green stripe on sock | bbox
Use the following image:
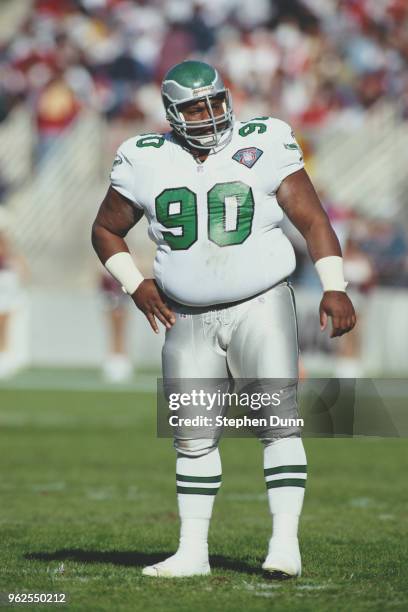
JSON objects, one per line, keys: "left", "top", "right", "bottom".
{"left": 266, "top": 478, "right": 306, "bottom": 489}
{"left": 264, "top": 465, "right": 307, "bottom": 477}
{"left": 176, "top": 474, "right": 222, "bottom": 483}
{"left": 177, "top": 486, "right": 220, "bottom": 495}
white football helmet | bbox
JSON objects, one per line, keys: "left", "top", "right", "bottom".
{"left": 161, "top": 60, "right": 234, "bottom": 152}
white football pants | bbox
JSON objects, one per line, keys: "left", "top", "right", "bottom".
{"left": 162, "top": 281, "right": 299, "bottom": 456}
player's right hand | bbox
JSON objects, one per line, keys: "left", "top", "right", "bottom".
{"left": 131, "top": 279, "right": 176, "bottom": 334}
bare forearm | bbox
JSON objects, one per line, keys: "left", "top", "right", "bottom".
{"left": 91, "top": 223, "right": 129, "bottom": 265}
{"left": 303, "top": 216, "right": 342, "bottom": 263}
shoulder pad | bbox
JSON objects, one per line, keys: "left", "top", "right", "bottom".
{"left": 114, "top": 133, "right": 167, "bottom": 168}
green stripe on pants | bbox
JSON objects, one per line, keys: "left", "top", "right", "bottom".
{"left": 266, "top": 478, "right": 306, "bottom": 489}
{"left": 177, "top": 486, "right": 220, "bottom": 495}
{"left": 264, "top": 465, "right": 307, "bottom": 477}
{"left": 176, "top": 474, "right": 222, "bottom": 483}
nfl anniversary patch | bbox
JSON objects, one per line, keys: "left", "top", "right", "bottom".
{"left": 232, "top": 147, "right": 263, "bottom": 168}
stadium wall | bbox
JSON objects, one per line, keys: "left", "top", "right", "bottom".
{"left": 14, "top": 287, "right": 408, "bottom": 376}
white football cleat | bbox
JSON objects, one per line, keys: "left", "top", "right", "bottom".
{"left": 262, "top": 537, "right": 301, "bottom": 579}
{"left": 142, "top": 552, "right": 210, "bottom": 578}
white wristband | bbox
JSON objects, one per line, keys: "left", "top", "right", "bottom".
{"left": 315, "top": 256, "right": 347, "bottom": 292}
{"left": 104, "top": 252, "right": 144, "bottom": 296}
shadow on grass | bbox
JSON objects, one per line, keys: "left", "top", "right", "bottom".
{"left": 25, "top": 549, "right": 259, "bottom": 575}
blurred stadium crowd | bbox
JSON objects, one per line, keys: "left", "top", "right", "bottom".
{"left": 0, "top": 0, "right": 407, "bottom": 285}
{"left": 291, "top": 205, "right": 408, "bottom": 291}
{"left": 0, "top": 0, "right": 408, "bottom": 290}
{"left": 1, "top": 0, "right": 407, "bottom": 131}
{"left": 0, "top": 0, "right": 407, "bottom": 292}
{"left": 0, "top": 0, "right": 407, "bottom": 377}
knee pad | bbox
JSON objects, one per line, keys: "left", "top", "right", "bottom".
{"left": 260, "top": 433, "right": 302, "bottom": 447}
{"left": 250, "top": 381, "right": 301, "bottom": 440}
{"left": 174, "top": 437, "right": 218, "bottom": 458}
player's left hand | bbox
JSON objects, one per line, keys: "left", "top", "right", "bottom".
{"left": 319, "top": 291, "right": 356, "bottom": 338}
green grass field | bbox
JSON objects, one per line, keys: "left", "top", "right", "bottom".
{"left": 0, "top": 372, "right": 407, "bottom": 611}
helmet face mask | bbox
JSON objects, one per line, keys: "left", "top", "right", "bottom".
{"left": 167, "top": 90, "right": 233, "bottom": 150}
{"left": 162, "top": 61, "right": 234, "bottom": 152}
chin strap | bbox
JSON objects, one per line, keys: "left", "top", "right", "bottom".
{"left": 187, "top": 126, "right": 234, "bottom": 154}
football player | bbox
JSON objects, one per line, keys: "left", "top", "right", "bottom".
{"left": 92, "top": 60, "right": 356, "bottom": 579}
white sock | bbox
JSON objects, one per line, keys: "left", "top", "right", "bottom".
{"left": 175, "top": 448, "right": 222, "bottom": 559}
{"left": 263, "top": 438, "right": 307, "bottom": 540}
{"left": 142, "top": 448, "right": 221, "bottom": 576}
{"left": 177, "top": 517, "right": 209, "bottom": 559}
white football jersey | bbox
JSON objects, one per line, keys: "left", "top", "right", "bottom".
{"left": 110, "top": 117, "right": 304, "bottom": 306}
